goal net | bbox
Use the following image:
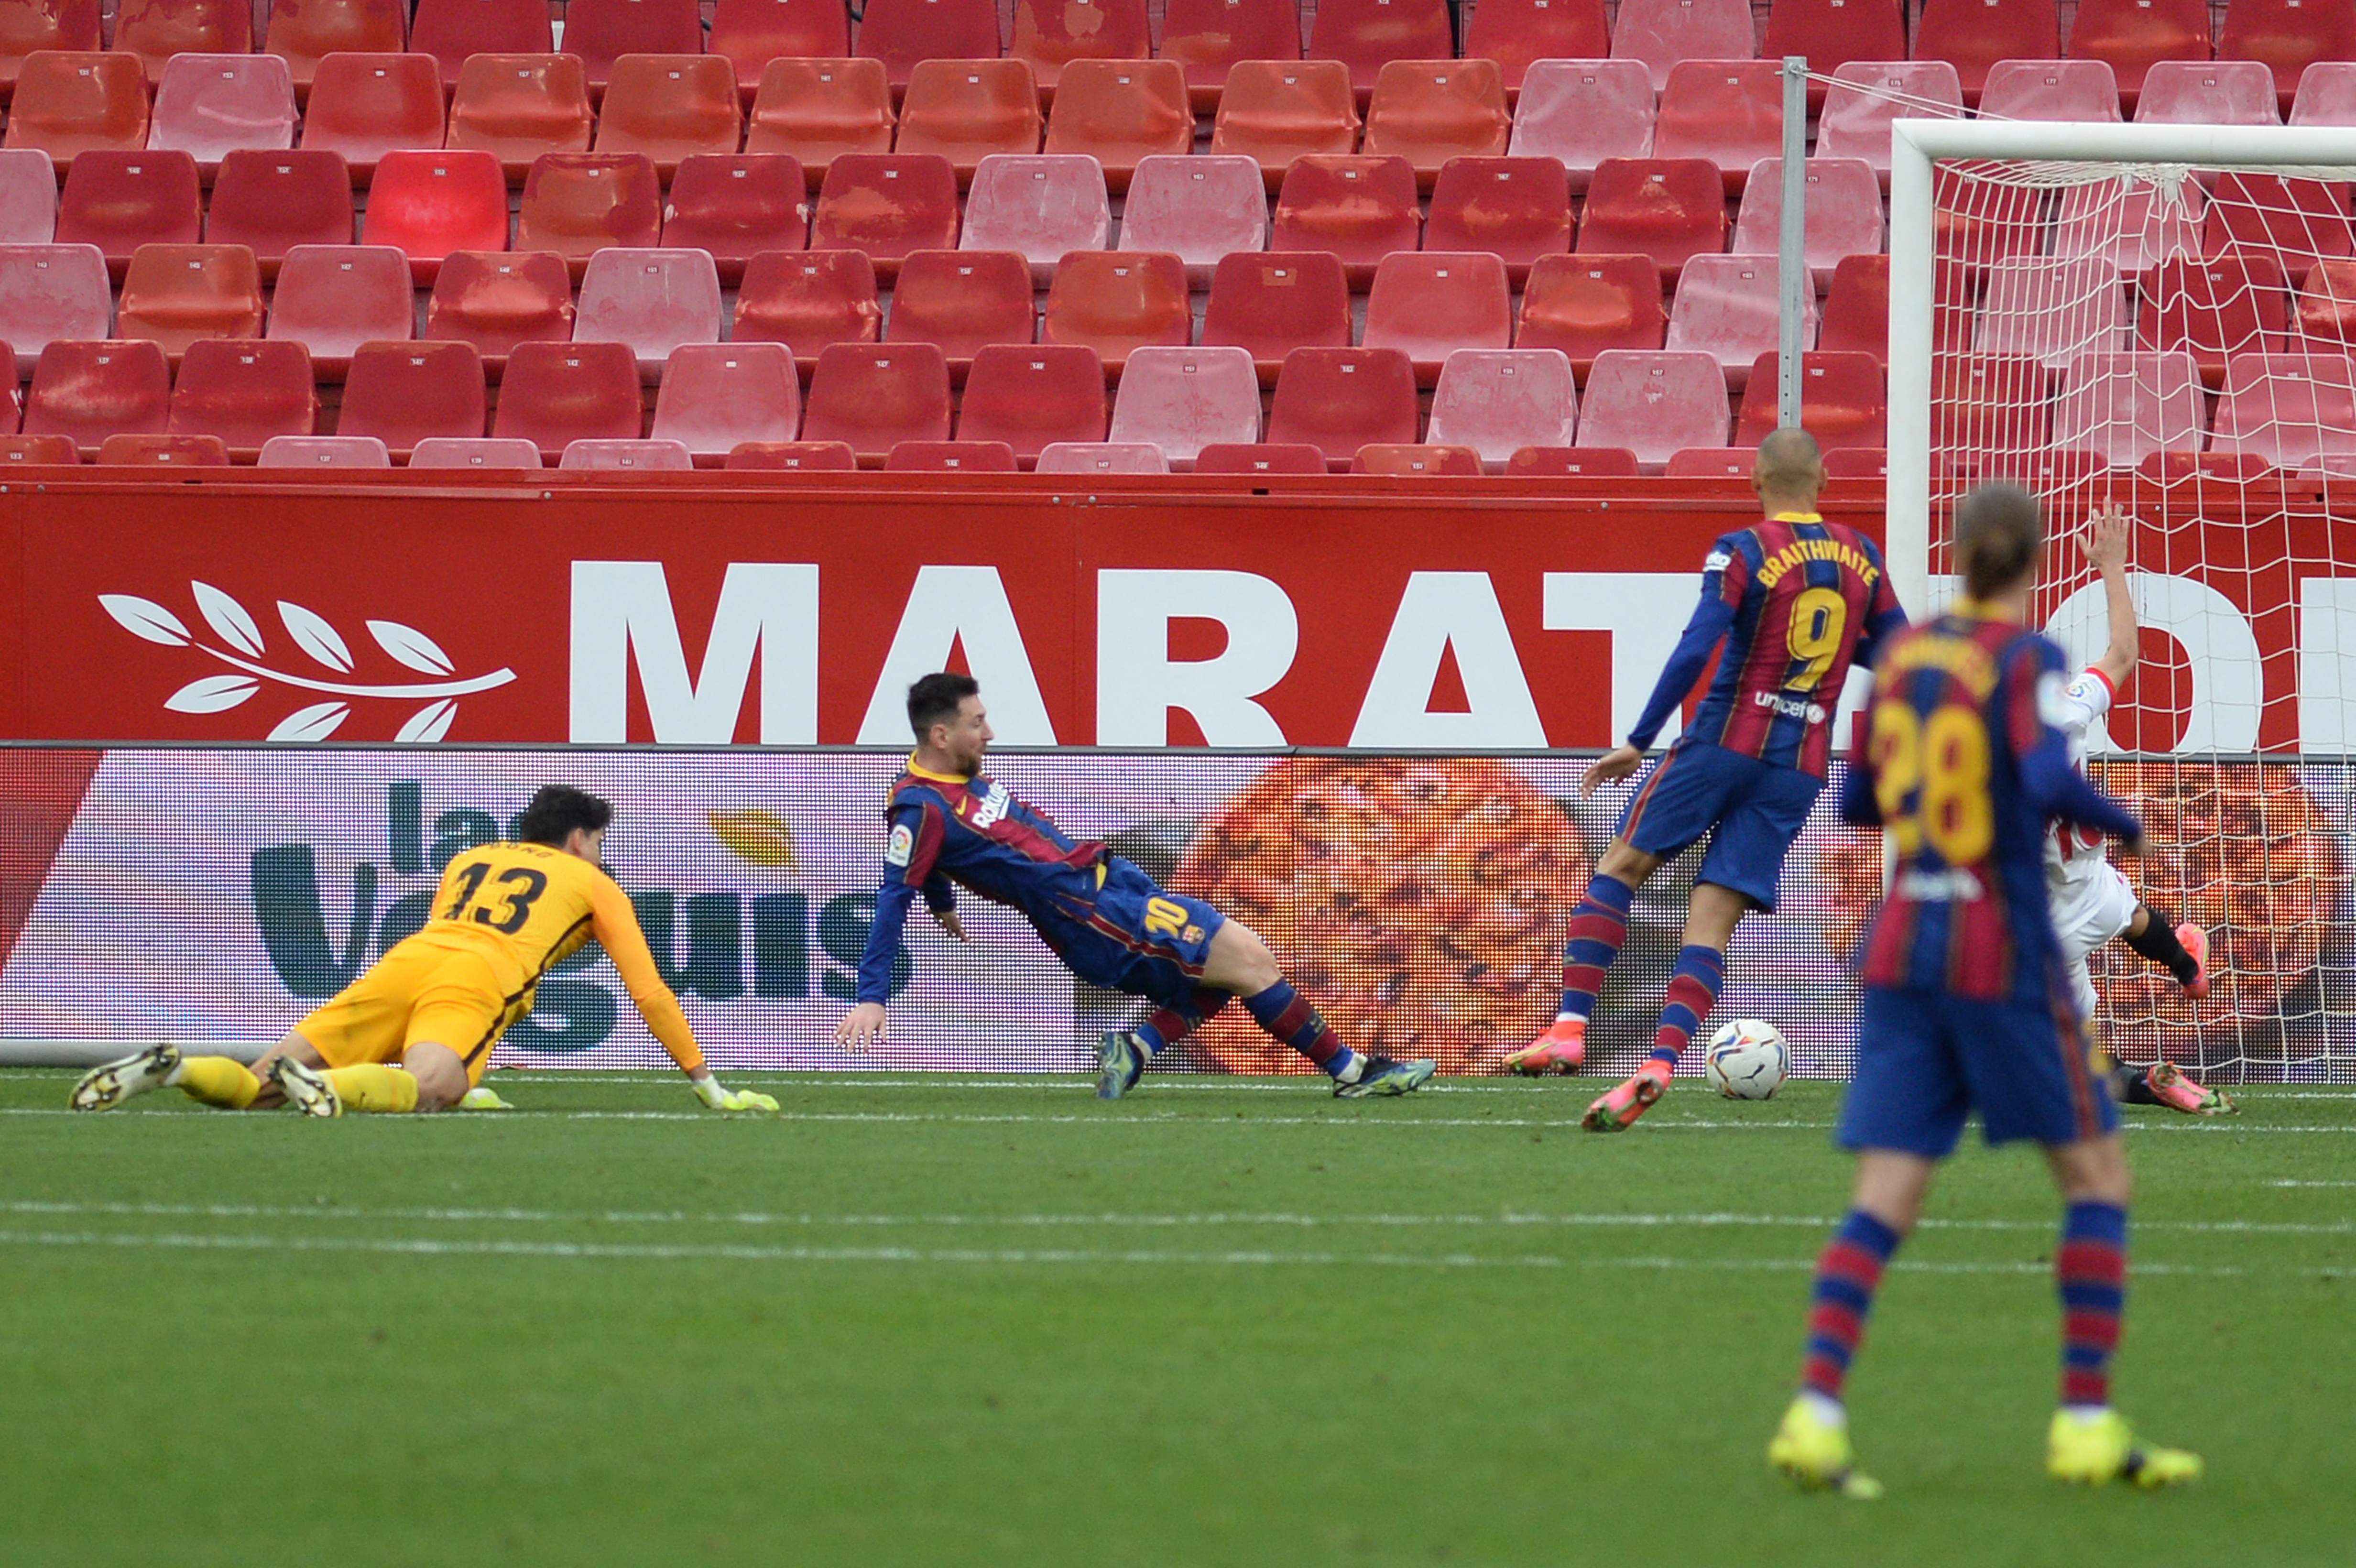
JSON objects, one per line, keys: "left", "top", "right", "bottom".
{"left": 1888, "top": 120, "right": 2356, "bottom": 1082}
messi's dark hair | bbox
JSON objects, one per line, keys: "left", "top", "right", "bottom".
{"left": 516, "top": 784, "right": 613, "bottom": 846}
{"left": 907, "top": 671, "right": 981, "bottom": 739}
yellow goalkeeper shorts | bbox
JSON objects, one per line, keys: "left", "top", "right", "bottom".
{"left": 295, "top": 941, "right": 526, "bottom": 1087}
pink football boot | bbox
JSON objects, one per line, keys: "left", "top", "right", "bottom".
{"left": 1505, "top": 1017, "right": 1586, "bottom": 1076}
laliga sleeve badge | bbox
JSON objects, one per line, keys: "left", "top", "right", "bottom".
{"left": 885, "top": 823, "right": 914, "bottom": 867}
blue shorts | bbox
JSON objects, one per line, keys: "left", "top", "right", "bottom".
{"left": 1045, "top": 857, "right": 1226, "bottom": 1006}
{"left": 1616, "top": 739, "right": 1822, "bottom": 913}
{"left": 1837, "top": 986, "right": 2121, "bottom": 1158}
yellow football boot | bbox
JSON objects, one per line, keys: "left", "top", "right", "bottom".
{"left": 2047, "top": 1409, "right": 2203, "bottom": 1489}
{"left": 1768, "top": 1397, "right": 1883, "bottom": 1500}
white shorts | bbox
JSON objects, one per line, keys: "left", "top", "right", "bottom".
{"left": 2049, "top": 863, "right": 2140, "bottom": 1021}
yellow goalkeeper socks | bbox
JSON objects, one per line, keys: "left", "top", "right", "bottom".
{"left": 325, "top": 1065, "right": 420, "bottom": 1114}
{"left": 174, "top": 1055, "right": 260, "bottom": 1110}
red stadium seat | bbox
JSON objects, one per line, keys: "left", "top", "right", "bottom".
{"left": 1360, "top": 59, "right": 1510, "bottom": 187}
{"left": 1732, "top": 348, "right": 1885, "bottom": 448}
{"left": 98, "top": 431, "right": 229, "bottom": 463}
{"left": 1610, "top": 0, "right": 1753, "bottom": 93}
{"left": 1157, "top": 0, "right": 1300, "bottom": 108}
{"left": 1042, "top": 249, "right": 1189, "bottom": 371}
{"left": 1662, "top": 446, "right": 1751, "bottom": 479}
{"left": 1265, "top": 345, "right": 1418, "bottom": 468}
{"left": 113, "top": 0, "right": 250, "bottom": 79}
{"left": 1666, "top": 253, "right": 1814, "bottom": 384}
{"left": 1201, "top": 249, "right": 1352, "bottom": 379}
{"left": 1505, "top": 444, "right": 1638, "bottom": 476}
{"left": 559, "top": 436, "right": 693, "bottom": 469}
{"left": 1818, "top": 253, "right": 1891, "bottom": 363}
{"left": 1930, "top": 352, "right": 2053, "bottom": 457}
{"left": 1010, "top": 0, "right": 1149, "bottom": 93}
{"left": 1655, "top": 60, "right": 1783, "bottom": 195}
{"left": 55, "top": 150, "right": 200, "bottom": 275}
{"left": 810, "top": 152, "right": 960, "bottom": 279}
{"left": 2137, "top": 58, "right": 2280, "bottom": 124}
{"left": 1425, "top": 157, "right": 1571, "bottom": 283}
{"left": 1515, "top": 252, "right": 1667, "bottom": 375}
{"left": 425, "top": 249, "right": 575, "bottom": 367}
{"left": 1729, "top": 158, "right": 1886, "bottom": 286}
{"left": 1815, "top": 61, "right": 1966, "bottom": 180}
{"left": 1932, "top": 163, "right": 2047, "bottom": 274}
{"left": 300, "top": 53, "right": 445, "bottom": 177}
{"left": 746, "top": 58, "right": 894, "bottom": 180}
{"left": 2204, "top": 172, "right": 2356, "bottom": 270}
{"left": 560, "top": 0, "right": 702, "bottom": 94}
{"left": 1363, "top": 250, "right": 1513, "bottom": 381}
{"left": 263, "top": 0, "right": 405, "bottom": 91}
{"left": 516, "top": 152, "right": 664, "bottom": 269}
{"left": 1974, "top": 255, "right": 2128, "bottom": 371}
{"left": 447, "top": 54, "right": 593, "bottom": 177}
{"left": 22, "top": 338, "right": 169, "bottom": 453}
{"left": 409, "top": 0, "right": 551, "bottom": 82}
{"left": 1575, "top": 158, "right": 1726, "bottom": 283}
{"left": 659, "top": 154, "right": 807, "bottom": 281}
{"left": 1118, "top": 154, "right": 1266, "bottom": 283}
{"left": 885, "top": 438, "right": 1018, "bottom": 470}
{"left": 2211, "top": 350, "right": 2356, "bottom": 467}
{"left": 0, "top": 243, "right": 109, "bottom": 371}
{"left": 1979, "top": 57, "right": 2123, "bottom": 121}
{"left": 956, "top": 342, "right": 1106, "bottom": 464}
{"left": 1762, "top": 0, "right": 1907, "bottom": 104}
{"left": 799, "top": 340, "right": 952, "bottom": 463}
{"left": 651, "top": 341, "right": 801, "bottom": 462}
{"left": 1505, "top": 59, "right": 1655, "bottom": 192}
{"left": 1915, "top": 0, "right": 2061, "bottom": 105}
{"left": 886, "top": 247, "right": 1035, "bottom": 376}
{"left": 1036, "top": 441, "right": 1168, "bottom": 473}
{"left": 205, "top": 151, "right": 356, "bottom": 276}
{"left": 1106, "top": 344, "right": 1260, "bottom": 465}
{"left": 338, "top": 338, "right": 487, "bottom": 453}
{"left": 150, "top": 54, "right": 298, "bottom": 170}
{"left": 1210, "top": 60, "right": 1359, "bottom": 186}
{"left": 0, "top": 146, "right": 55, "bottom": 241}
{"left": 1462, "top": 0, "right": 1606, "bottom": 97}
{"left": 2227, "top": 1, "right": 2356, "bottom": 114}
{"left": 4, "top": 50, "right": 148, "bottom": 165}
{"left": 724, "top": 439, "right": 855, "bottom": 468}
{"left": 1573, "top": 348, "right": 1729, "bottom": 468}
{"left": 2291, "top": 61, "right": 2356, "bottom": 127}
{"left": 2297, "top": 257, "right": 2356, "bottom": 344}
{"left": 1306, "top": 0, "right": 1451, "bottom": 99}
{"left": 0, "top": 0, "right": 98, "bottom": 96}
{"left": 1269, "top": 154, "right": 1418, "bottom": 284}
{"left": 858, "top": 0, "right": 1002, "bottom": 93}
{"left": 2051, "top": 176, "right": 2206, "bottom": 273}
{"left": 258, "top": 434, "right": 390, "bottom": 465}
{"left": 709, "top": 0, "right": 851, "bottom": 95}
{"left": 574, "top": 247, "right": 722, "bottom": 376}
{"left": 1822, "top": 446, "right": 1885, "bottom": 477}
{"left": 596, "top": 55, "right": 746, "bottom": 174}
{"left": 2137, "top": 250, "right": 2291, "bottom": 381}
{"left": 116, "top": 243, "right": 264, "bottom": 356}
{"left": 894, "top": 59, "right": 1043, "bottom": 180}
{"left": 1424, "top": 346, "right": 1577, "bottom": 469}
{"left": 1043, "top": 60, "right": 1191, "bottom": 193}
{"left": 2138, "top": 447, "right": 2288, "bottom": 484}
{"left": 1352, "top": 442, "right": 1481, "bottom": 475}
{"left": 408, "top": 434, "right": 541, "bottom": 467}
{"left": 493, "top": 338, "right": 644, "bottom": 455}
{"left": 166, "top": 338, "right": 316, "bottom": 455}
{"left": 265, "top": 243, "right": 412, "bottom": 376}
{"left": 960, "top": 153, "right": 1110, "bottom": 281}
{"left": 2051, "top": 349, "right": 2203, "bottom": 465}
{"left": 2067, "top": 0, "right": 2213, "bottom": 109}
{"left": 362, "top": 149, "right": 509, "bottom": 281}
{"left": 732, "top": 249, "right": 881, "bottom": 362}
{"left": 1194, "top": 440, "right": 1327, "bottom": 473}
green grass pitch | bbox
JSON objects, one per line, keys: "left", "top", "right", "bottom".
{"left": 4, "top": 1070, "right": 2351, "bottom": 1567}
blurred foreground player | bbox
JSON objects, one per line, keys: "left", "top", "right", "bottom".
{"left": 2047, "top": 503, "right": 2232, "bottom": 1116}
{"left": 1504, "top": 430, "right": 1908, "bottom": 1130}
{"left": 836, "top": 674, "right": 1436, "bottom": 1099}
{"left": 72, "top": 786, "right": 777, "bottom": 1117}
{"left": 1768, "top": 484, "right": 2200, "bottom": 1498}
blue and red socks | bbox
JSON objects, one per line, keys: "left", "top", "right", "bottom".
{"left": 1648, "top": 944, "right": 1727, "bottom": 1071}
{"left": 2057, "top": 1200, "right": 2129, "bottom": 1410}
{"left": 1800, "top": 1209, "right": 1902, "bottom": 1405}
{"left": 1134, "top": 988, "right": 1232, "bottom": 1057}
{"left": 1242, "top": 980, "right": 1359, "bottom": 1081}
{"left": 1557, "top": 874, "right": 1636, "bottom": 1021}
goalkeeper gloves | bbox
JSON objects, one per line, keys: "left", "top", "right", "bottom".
{"left": 693, "top": 1076, "right": 778, "bottom": 1114}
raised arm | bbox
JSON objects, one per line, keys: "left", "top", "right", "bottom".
{"left": 588, "top": 877, "right": 775, "bottom": 1111}
{"left": 2084, "top": 503, "right": 2138, "bottom": 691}
{"left": 2007, "top": 641, "right": 2143, "bottom": 848}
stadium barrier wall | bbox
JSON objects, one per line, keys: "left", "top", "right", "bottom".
{"left": 0, "top": 747, "right": 2346, "bottom": 1082}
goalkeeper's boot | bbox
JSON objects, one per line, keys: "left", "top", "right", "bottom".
{"left": 270, "top": 1056, "right": 343, "bottom": 1118}
{"left": 1095, "top": 1030, "right": 1146, "bottom": 1100}
{"left": 1504, "top": 1017, "right": 1586, "bottom": 1076}
{"left": 1767, "top": 1396, "right": 1883, "bottom": 1500}
{"left": 2144, "top": 1060, "right": 2236, "bottom": 1116}
{"left": 69, "top": 1043, "right": 180, "bottom": 1111}
{"left": 2177, "top": 924, "right": 2211, "bottom": 1001}
{"left": 1335, "top": 1054, "right": 1435, "bottom": 1099}
{"left": 1582, "top": 1061, "right": 1671, "bottom": 1132}
{"left": 2046, "top": 1408, "right": 2203, "bottom": 1489}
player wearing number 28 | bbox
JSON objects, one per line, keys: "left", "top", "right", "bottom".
{"left": 71, "top": 786, "right": 777, "bottom": 1117}
{"left": 1507, "top": 430, "right": 1908, "bottom": 1132}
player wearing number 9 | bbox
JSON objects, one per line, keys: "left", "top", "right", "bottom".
{"left": 70, "top": 785, "right": 778, "bottom": 1118}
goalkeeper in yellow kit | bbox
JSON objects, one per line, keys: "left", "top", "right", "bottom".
{"left": 70, "top": 785, "right": 777, "bottom": 1117}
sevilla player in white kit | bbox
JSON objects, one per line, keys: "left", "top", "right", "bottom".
{"left": 2051, "top": 506, "right": 2233, "bottom": 1116}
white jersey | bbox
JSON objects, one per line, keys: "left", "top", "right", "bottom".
{"left": 2043, "top": 667, "right": 2118, "bottom": 893}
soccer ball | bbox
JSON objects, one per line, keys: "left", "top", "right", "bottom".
{"left": 1704, "top": 1019, "right": 1790, "bottom": 1100}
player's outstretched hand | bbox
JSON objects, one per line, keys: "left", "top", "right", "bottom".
{"left": 836, "top": 1002, "right": 889, "bottom": 1052}
{"left": 1581, "top": 744, "right": 1645, "bottom": 800}
{"left": 2083, "top": 502, "right": 2132, "bottom": 576}
{"left": 933, "top": 907, "right": 967, "bottom": 942}
{"left": 693, "top": 1075, "right": 779, "bottom": 1113}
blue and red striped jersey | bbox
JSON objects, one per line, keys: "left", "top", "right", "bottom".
{"left": 1841, "top": 606, "right": 2142, "bottom": 1005}
{"left": 1629, "top": 513, "right": 1907, "bottom": 778}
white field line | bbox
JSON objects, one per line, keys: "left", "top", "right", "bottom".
{"left": 2, "top": 1197, "right": 2345, "bottom": 1237}
{"left": 2269, "top": 1179, "right": 2356, "bottom": 1188}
